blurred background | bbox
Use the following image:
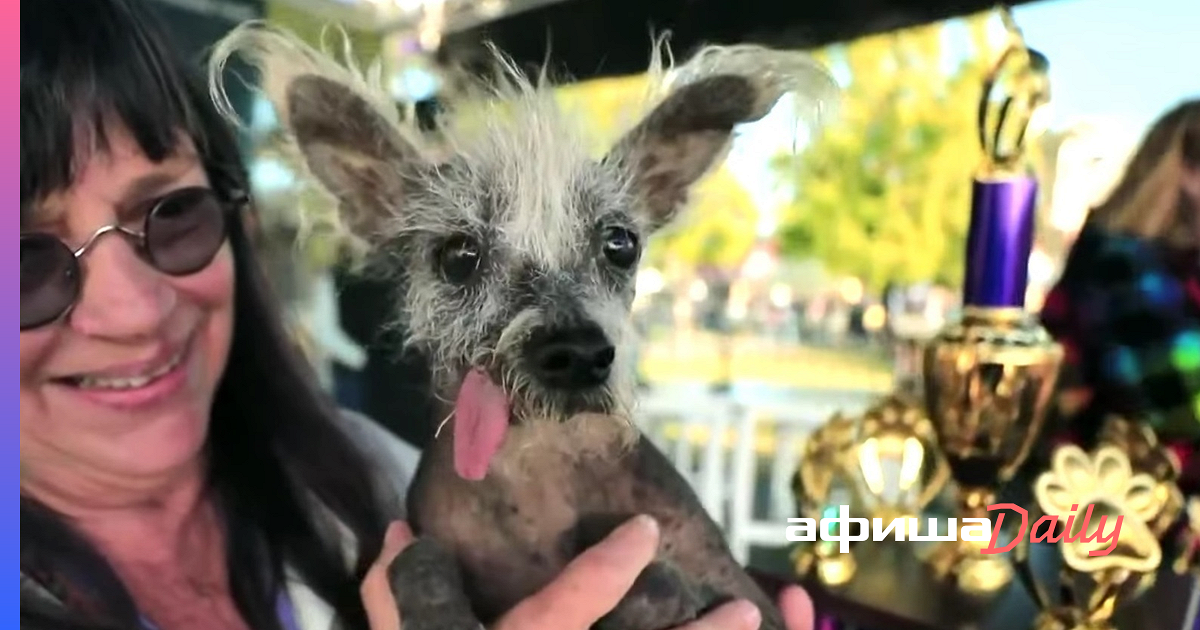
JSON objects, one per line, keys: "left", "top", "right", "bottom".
{"left": 149, "top": 0, "right": 1196, "bottom": 565}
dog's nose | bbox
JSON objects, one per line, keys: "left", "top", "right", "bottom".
{"left": 528, "top": 326, "right": 616, "bottom": 390}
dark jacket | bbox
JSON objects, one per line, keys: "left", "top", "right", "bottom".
{"left": 1040, "top": 221, "right": 1200, "bottom": 489}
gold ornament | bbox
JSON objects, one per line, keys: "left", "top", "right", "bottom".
{"left": 922, "top": 306, "right": 1063, "bottom": 593}
{"left": 1031, "top": 445, "right": 1166, "bottom": 630}
{"left": 1096, "top": 416, "right": 1185, "bottom": 539}
{"left": 854, "top": 392, "right": 950, "bottom": 528}
{"left": 791, "top": 412, "right": 862, "bottom": 586}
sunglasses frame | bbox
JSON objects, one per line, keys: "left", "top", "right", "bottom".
{"left": 20, "top": 186, "right": 248, "bottom": 331}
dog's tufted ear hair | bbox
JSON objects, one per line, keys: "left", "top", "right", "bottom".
{"left": 284, "top": 74, "right": 425, "bottom": 244}
{"left": 604, "top": 73, "right": 785, "bottom": 232}
{"left": 207, "top": 22, "right": 428, "bottom": 245}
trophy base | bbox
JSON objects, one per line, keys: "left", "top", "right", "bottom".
{"left": 925, "top": 538, "right": 1014, "bottom": 594}
{"left": 792, "top": 542, "right": 857, "bottom": 586}
{"left": 816, "top": 554, "right": 857, "bottom": 586}
{"left": 1034, "top": 608, "right": 1115, "bottom": 630}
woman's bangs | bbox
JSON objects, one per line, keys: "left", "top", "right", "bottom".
{"left": 21, "top": 0, "right": 211, "bottom": 217}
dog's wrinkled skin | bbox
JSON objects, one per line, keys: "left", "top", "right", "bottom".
{"left": 210, "top": 25, "right": 802, "bottom": 630}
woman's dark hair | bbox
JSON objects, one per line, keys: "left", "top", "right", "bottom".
{"left": 21, "top": 1, "right": 393, "bottom": 628}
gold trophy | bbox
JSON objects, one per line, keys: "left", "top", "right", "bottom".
{"left": 791, "top": 412, "right": 864, "bottom": 586}
{"left": 1096, "top": 416, "right": 1185, "bottom": 539}
{"left": 791, "top": 395, "right": 951, "bottom": 585}
{"left": 1096, "top": 416, "right": 1194, "bottom": 583}
{"left": 921, "top": 10, "right": 1062, "bottom": 593}
{"left": 1031, "top": 445, "right": 1168, "bottom": 630}
{"left": 1174, "top": 497, "right": 1200, "bottom": 575}
{"left": 854, "top": 392, "right": 951, "bottom": 531}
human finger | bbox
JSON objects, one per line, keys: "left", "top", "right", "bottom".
{"left": 361, "top": 521, "right": 415, "bottom": 630}
{"left": 779, "top": 585, "right": 815, "bottom": 630}
{"left": 494, "top": 514, "right": 659, "bottom": 630}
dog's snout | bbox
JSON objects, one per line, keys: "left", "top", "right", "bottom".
{"left": 527, "top": 326, "right": 615, "bottom": 390}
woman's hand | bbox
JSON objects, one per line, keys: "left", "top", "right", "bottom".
{"left": 361, "top": 520, "right": 413, "bottom": 630}
{"left": 362, "top": 516, "right": 815, "bottom": 630}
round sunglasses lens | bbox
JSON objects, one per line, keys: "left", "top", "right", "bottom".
{"left": 145, "top": 188, "right": 228, "bottom": 275}
{"left": 21, "top": 234, "right": 80, "bottom": 329}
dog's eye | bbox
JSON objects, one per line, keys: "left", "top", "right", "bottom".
{"left": 601, "top": 227, "right": 639, "bottom": 269}
{"left": 437, "top": 235, "right": 482, "bottom": 284}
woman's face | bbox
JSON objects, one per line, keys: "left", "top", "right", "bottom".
{"left": 1183, "top": 163, "right": 1200, "bottom": 244}
{"left": 1183, "top": 161, "right": 1200, "bottom": 206}
{"left": 1183, "top": 125, "right": 1200, "bottom": 242}
{"left": 20, "top": 126, "right": 235, "bottom": 487}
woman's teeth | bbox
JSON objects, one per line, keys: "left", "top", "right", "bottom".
{"left": 72, "top": 350, "right": 185, "bottom": 390}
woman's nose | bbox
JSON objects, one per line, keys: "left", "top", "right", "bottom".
{"left": 68, "top": 234, "right": 176, "bottom": 339}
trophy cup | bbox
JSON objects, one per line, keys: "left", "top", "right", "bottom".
{"left": 791, "top": 412, "right": 864, "bottom": 586}
{"left": 921, "top": 13, "right": 1063, "bottom": 594}
{"left": 1031, "top": 445, "right": 1168, "bottom": 630}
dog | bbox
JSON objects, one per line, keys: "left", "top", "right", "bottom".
{"left": 211, "top": 24, "right": 836, "bottom": 630}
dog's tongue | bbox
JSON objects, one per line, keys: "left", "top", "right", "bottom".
{"left": 453, "top": 369, "right": 510, "bottom": 481}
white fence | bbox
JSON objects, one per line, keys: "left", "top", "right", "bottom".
{"left": 634, "top": 387, "right": 877, "bottom": 564}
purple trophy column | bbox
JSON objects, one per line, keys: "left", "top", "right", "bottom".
{"left": 962, "top": 176, "right": 1039, "bottom": 308}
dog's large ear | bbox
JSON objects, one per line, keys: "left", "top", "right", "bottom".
{"left": 283, "top": 74, "right": 423, "bottom": 243}
{"left": 604, "top": 73, "right": 786, "bottom": 232}
{"left": 209, "top": 24, "right": 428, "bottom": 245}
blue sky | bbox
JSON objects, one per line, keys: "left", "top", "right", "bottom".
{"left": 727, "top": 0, "right": 1199, "bottom": 233}
{"left": 1012, "top": 0, "right": 1199, "bottom": 133}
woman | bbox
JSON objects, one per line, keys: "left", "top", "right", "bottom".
{"left": 19, "top": 1, "right": 815, "bottom": 629}
{"left": 1041, "top": 99, "right": 1200, "bottom": 491}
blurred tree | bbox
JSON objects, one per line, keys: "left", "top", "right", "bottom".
{"left": 556, "top": 73, "right": 662, "bottom": 155}
{"left": 645, "top": 169, "right": 759, "bottom": 272}
{"left": 265, "top": 2, "right": 384, "bottom": 67}
{"left": 773, "top": 13, "right": 1007, "bottom": 294}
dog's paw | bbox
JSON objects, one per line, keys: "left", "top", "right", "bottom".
{"left": 388, "top": 538, "right": 482, "bottom": 630}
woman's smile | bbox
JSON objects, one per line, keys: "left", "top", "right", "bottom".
{"left": 53, "top": 329, "right": 199, "bottom": 411}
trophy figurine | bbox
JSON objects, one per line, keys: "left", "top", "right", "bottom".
{"left": 854, "top": 392, "right": 951, "bottom": 531}
{"left": 1096, "top": 416, "right": 1185, "bottom": 539}
{"left": 921, "top": 11, "right": 1063, "bottom": 594}
{"left": 1031, "top": 445, "right": 1167, "bottom": 630}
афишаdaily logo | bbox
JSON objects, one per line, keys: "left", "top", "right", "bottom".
{"left": 785, "top": 503, "right": 1123, "bottom": 554}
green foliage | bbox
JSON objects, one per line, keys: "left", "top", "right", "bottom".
{"left": 645, "top": 168, "right": 760, "bottom": 271}
{"left": 773, "top": 15, "right": 1003, "bottom": 293}
{"left": 265, "top": 2, "right": 384, "bottom": 67}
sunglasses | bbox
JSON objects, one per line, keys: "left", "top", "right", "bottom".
{"left": 20, "top": 186, "right": 245, "bottom": 331}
